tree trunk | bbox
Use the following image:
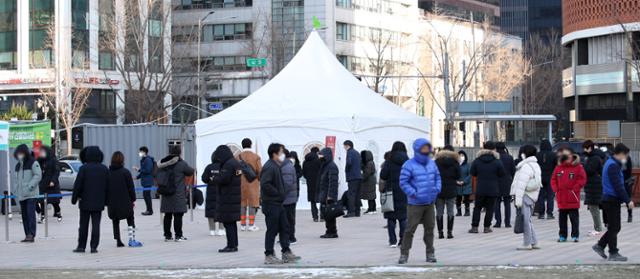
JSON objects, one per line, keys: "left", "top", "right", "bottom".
{"left": 65, "top": 126, "right": 72, "bottom": 156}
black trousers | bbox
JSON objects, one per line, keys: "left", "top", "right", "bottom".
{"left": 223, "top": 222, "right": 238, "bottom": 248}
{"left": 366, "top": 199, "right": 376, "bottom": 211}
{"left": 325, "top": 216, "right": 337, "bottom": 234}
{"left": 494, "top": 196, "right": 512, "bottom": 226}
{"left": 558, "top": 209, "right": 579, "bottom": 238}
{"left": 535, "top": 182, "right": 555, "bottom": 215}
{"left": 598, "top": 200, "right": 622, "bottom": 254}
{"left": 310, "top": 202, "right": 319, "bottom": 220}
{"left": 262, "top": 203, "right": 290, "bottom": 256}
{"left": 112, "top": 216, "right": 135, "bottom": 240}
{"left": 284, "top": 203, "right": 297, "bottom": 242}
{"left": 163, "top": 212, "right": 184, "bottom": 239}
{"left": 78, "top": 210, "right": 102, "bottom": 250}
{"left": 456, "top": 195, "right": 471, "bottom": 207}
{"left": 472, "top": 196, "right": 496, "bottom": 228}
{"left": 143, "top": 189, "right": 153, "bottom": 213}
{"left": 36, "top": 199, "right": 61, "bottom": 216}
{"left": 347, "top": 180, "right": 362, "bottom": 215}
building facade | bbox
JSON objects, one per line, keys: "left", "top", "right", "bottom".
{"left": 418, "top": 0, "right": 500, "bottom": 27}
{"left": 500, "top": 0, "right": 562, "bottom": 42}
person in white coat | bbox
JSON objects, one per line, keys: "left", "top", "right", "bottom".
{"left": 510, "top": 145, "right": 542, "bottom": 250}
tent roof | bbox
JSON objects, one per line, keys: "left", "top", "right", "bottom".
{"left": 195, "top": 31, "right": 430, "bottom": 136}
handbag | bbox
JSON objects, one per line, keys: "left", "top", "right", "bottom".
{"left": 238, "top": 154, "right": 257, "bottom": 182}
{"left": 380, "top": 191, "right": 394, "bottom": 213}
{"left": 514, "top": 208, "right": 524, "bottom": 234}
{"left": 322, "top": 200, "right": 345, "bottom": 219}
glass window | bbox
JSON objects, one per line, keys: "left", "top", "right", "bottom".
{"left": 0, "top": 0, "right": 17, "bottom": 70}
{"left": 29, "top": 0, "right": 54, "bottom": 68}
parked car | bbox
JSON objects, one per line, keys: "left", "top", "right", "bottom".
{"left": 58, "top": 154, "right": 79, "bottom": 161}
{"left": 58, "top": 160, "right": 82, "bottom": 191}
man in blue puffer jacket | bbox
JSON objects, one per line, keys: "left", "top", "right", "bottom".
{"left": 398, "top": 138, "right": 441, "bottom": 264}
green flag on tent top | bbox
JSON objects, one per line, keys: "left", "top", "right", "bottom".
{"left": 312, "top": 16, "right": 322, "bottom": 29}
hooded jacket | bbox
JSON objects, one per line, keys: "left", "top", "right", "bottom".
{"left": 360, "top": 150, "right": 377, "bottom": 200}
{"left": 13, "top": 144, "right": 42, "bottom": 201}
{"left": 72, "top": 146, "right": 108, "bottom": 211}
{"left": 434, "top": 150, "right": 461, "bottom": 199}
{"left": 551, "top": 154, "right": 587, "bottom": 209}
{"left": 158, "top": 154, "right": 194, "bottom": 213}
{"left": 510, "top": 156, "right": 542, "bottom": 208}
{"left": 106, "top": 163, "right": 136, "bottom": 220}
{"left": 583, "top": 148, "right": 606, "bottom": 205}
{"left": 202, "top": 152, "right": 219, "bottom": 219}
{"left": 37, "top": 146, "right": 60, "bottom": 201}
{"left": 457, "top": 151, "right": 472, "bottom": 196}
{"left": 281, "top": 158, "right": 299, "bottom": 205}
{"left": 536, "top": 140, "right": 557, "bottom": 186}
{"left": 399, "top": 138, "right": 441, "bottom": 205}
{"left": 380, "top": 150, "right": 409, "bottom": 219}
{"left": 345, "top": 146, "right": 362, "bottom": 182}
{"left": 602, "top": 157, "right": 631, "bottom": 204}
{"left": 302, "top": 151, "right": 322, "bottom": 203}
{"left": 470, "top": 149, "right": 505, "bottom": 197}
{"left": 211, "top": 145, "right": 241, "bottom": 223}
{"left": 316, "top": 148, "right": 339, "bottom": 202}
{"left": 497, "top": 150, "right": 516, "bottom": 196}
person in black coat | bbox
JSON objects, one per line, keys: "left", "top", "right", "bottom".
{"left": 303, "top": 147, "right": 322, "bottom": 222}
{"left": 36, "top": 146, "right": 61, "bottom": 221}
{"left": 623, "top": 157, "right": 634, "bottom": 223}
{"left": 379, "top": 141, "right": 409, "bottom": 247}
{"left": 535, "top": 139, "right": 557, "bottom": 219}
{"left": 211, "top": 145, "right": 242, "bottom": 253}
{"left": 317, "top": 147, "right": 340, "bottom": 238}
{"left": 494, "top": 142, "right": 515, "bottom": 228}
{"left": 582, "top": 140, "right": 605, "bottom": 232}
{"left": 434, "top": 145, "right": 461, "bottom": 239}
{"left": 469, "top": 141, "right": 505, "bottom": 233}
{"left": 106, "top": 151, "right": 139, "bottom": 248}
{"left": 202, "top": 152, "right": 222, "bottom": 236}
{"left": 72, "top": 146, "right": 109, "bottom": 253}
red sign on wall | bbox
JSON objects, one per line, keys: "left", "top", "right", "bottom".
{"left": 32, "top": 140, "right": 42, "bottom": 158}
{"left": 325, "top": 136, "right": 336, "bottom": 158}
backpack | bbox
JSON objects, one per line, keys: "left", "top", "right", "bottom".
{"left": 151, "top": 157, "right": 159, "bottom": 178}
{"left": 156, "top": 165, "right": 176, "bottom": 196}
{"left": 238, "top": 154, "right": 257, "bottom": 182}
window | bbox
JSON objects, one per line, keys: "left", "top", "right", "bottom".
{"left": 148, "top": 1, "right": 163, "bottom": 73}
{"left": 0, "top": 0, "right": 17, "bottom": 70}
{"left": 577, "top": 38, "right": 588, "bottom": 66}
{"left": 98, "top": 0, "right": 115, "bottom": 70}
{"left": 336, "top": 22, "right": 349, "bottom": 41}
{"left": 204, "top": 23, "right": 252, "bottom": 42}
{"left": 178, "top": 0, "right": 252, "bottom": 9}
{"left": 199, "top": 55, "right": 249, "bottom": 72}
{"left": 72, "top": 0, "right": 89, "bottom": 68}
{"left": 29, "top": 0, "right": 54, "bottom": 68}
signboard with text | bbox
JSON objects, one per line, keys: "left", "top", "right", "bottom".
{"left": 8, "top": 121, "right": 51, "bottom": 148}
{"left": 246, "top": 58, "right": 267, "bottom": 67}
{"left": 325, "top": 136, "right": 336, "bottom": 158}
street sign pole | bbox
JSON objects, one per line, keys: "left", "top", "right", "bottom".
{"left": 0, "top": 121, "right": 10, "bottom": 219}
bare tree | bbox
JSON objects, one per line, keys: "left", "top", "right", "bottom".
{"left": 620, "top": 23, "right": 640, "bottom": 88}
{"left": 363, "top": 28, "right": 394, "bottom": 94}
{"left": 524, "top": 30, "right": 565, "bottom": 115}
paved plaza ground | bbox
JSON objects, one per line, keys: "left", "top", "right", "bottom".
{"left": 1, "top": 198, "right": 639, "bottom": 275}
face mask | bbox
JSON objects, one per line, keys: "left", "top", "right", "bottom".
{"left": 459, "top": 156, "right": 465, "bottom": 164}
{"left": 139, "top": 152, "right": 145, "bottom": 158}
{"left": 40, "top": 153, "right": 47, "bottom": 159}
{"left": 17, "top": 154, "right": 25, "bottom": 161}
{"left": 278, "top": 153, "right": 286, "bottom": 162}
{"left": 520, "top": 154, "right": 526, "bottom": 160}
{"left": 289, "top": 158, "right": 295, "bottom": 163}
{"left": 560, "top": 154, "right": 569, "bottom": 162}
{"left": 620, "top": 159, "right": 627, "bottom": 165}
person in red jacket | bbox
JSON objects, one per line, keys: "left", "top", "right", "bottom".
{"left": 551, "top": 147, "right": 586, "bottom": 242}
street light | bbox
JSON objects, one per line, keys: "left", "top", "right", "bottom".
{"left": 196, "top": 12, "right": 237, "bottom": 119}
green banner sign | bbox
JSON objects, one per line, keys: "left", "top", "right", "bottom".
{"left": 246, "top": 58, "right": 267, "bottom": 67}
{"left": 9, "top": 121, "right": 51, "bottom": 148}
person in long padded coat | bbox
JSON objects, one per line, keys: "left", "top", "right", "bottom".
{"left": 282, "top": 149, "right": 300, "bottom": 244}
{"left": 211, "top": 145, "right": 241, "bottom": 252}
{"left": 317, "top": 147, "right": 340, "bottom": 238}
{"left": 106, "top": 151, "right": 140, "bottom": 248}
{"left": 14, "top": 144, "right": 41, "bottom": 243}
{"left": 202, "top": 152, "right": 224, "bottom": 237}
{"left": 456, "top": 150, "right": 472, "bottom": 216}
{"left": 582, "top": 140, "right": 605, "bottom": 233}
{"left": 72, "top": 146, "right": 108, "bottom": 253}
{"left": 36, "top": 146, "right": 61, "bottom": 222}
{"left": 469, "top": 141, "right": 505, "bottom": 234}
{"left": 379, "top": 141, "right": 409, "bottom": 247}
{"left": 434, "top": 146, "right": 461, "bottom": 239}
{"left": 159, "top": 146, "right": 194, "bottom": 242}
{"left": 494, "top": 142, "right": 515, "bottom": 228}
{"left": 536, "top": 140, "right": 557, "bottom": 219}
{"left": 303, "top": 147, "right": 322, "bottom": 222}
{"left": 360, "top": 150, "right": 377, "bottom": 214}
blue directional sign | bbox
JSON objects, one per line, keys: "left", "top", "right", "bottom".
{"left": 208, "top": 102, "right": 224, "bottom": 111}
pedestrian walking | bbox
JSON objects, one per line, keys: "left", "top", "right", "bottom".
{"left": 36, "top": 146, "right": 61, "bottom": 222}
{"left": 380, "top": 142, "right": 409, "bottom": 248}
{"left": 592, "top": 143, "right": 634, "bottom": 261}
{"left": 202, "top": 152, "right": 224, "bottom": 237}
{"left": 551, "top": 147, "right": 586, "bottom": 242}
{"left": 398, "top": 138, "right": 441, "bottom": 264}
{"left": 13, "top": 144, "right": 42, "bottom": 243}
{"left": 281, "top": 148, "right": 299, "bottom": 244}
{"left": 158, "top": 146, "right": 194, "bottom": 242}
{"left": 494, "top": 142, "right": 515, "bottom": 228}
{"left": 211, "top": 145, "right": 241, "bottom": 253}
{"left": 303, "top": 147, "right": 322, "bottom": 222}
{"left": 135, "top": 146, "right": 155, "bottom": 216}
{"left": 536, "top": 140, "right": 557, "bottom": 219}
{"left": 317, "top": 147, "right": 340, "bottom": 239}
{"left": 510, "top": 145, "right": 542, "bottom": 250}
{"left": 434, "top": 145, "right": 460, "bottom": 239}
{"left": 582, "top": 140, "right": 606, "bottom": 233}
{"left": 106, "top": 151, "right": 141, "bottom": 248}
{"left": 469, "top": 141, "right": 505, "bottom": 234}
{"left": 72, "top": 146, "right": 108, "bottom": 253}
{"left": 360, "top": 150, "right": 377, "bottom": 214}
{"left": 260, "top": 143, "right": 300, "bottom": 264}
{"left": 343, "top": 140, "right": 362, "bottom": 218}
{"left": 456, "top": 150, "right": 472, "bottom": 217}
{"left": 238, "top": 138, "right": 262, "bottom": 232}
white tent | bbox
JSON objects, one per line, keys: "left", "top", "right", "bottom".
{"left": 195, "top": 31, "right": 430, "bottom": 208}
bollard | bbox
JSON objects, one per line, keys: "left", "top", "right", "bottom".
{"left": 4, "top": 195, "right": 9, "bottom": 242}
{"left": 43, "top": 194, "right": 48, "bottom": 239}
{"left": 189, "top": 185, "right": 194, "bottom": 222}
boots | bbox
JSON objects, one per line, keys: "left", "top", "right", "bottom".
{"left": 464, "top": 205, "right": 470, "bottom": 216}
{"left": 628, "top": 209, "right": 633, "bottom": 223}
{"left": 447, "top": 216, "right": 454, "bottom": 239}
{"left": 436, "top": 216, "right": 444, "bottom": 239}
{"left": 128, "top": 226, "right": 143, "bottom": 247}
{"left": 456, "top": 206, "right": 462, "bottom": 216}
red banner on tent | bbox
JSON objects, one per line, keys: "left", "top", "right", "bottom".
{"left": 325, "top": 136, "right": 336, "bottom": 158}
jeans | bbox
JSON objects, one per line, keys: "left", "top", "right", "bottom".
{"left": 223, "top": 222, "right": 238, "bottom": 248}
{"left": 262, "top": 203, "right": 290, "bottom": 256}
{"left": 347, "top": 180, "right": 362, "bottom": 215}
{"left": 522, "top": 195, "right": 537, "bottom": 246}
{"left": 163, "top": 212, "right": 184, "bottom": 239}
{"left": 78, "top": 210, "right": 102, "bottom": 250}
{"left": 142, "top": 189, "right": 153, "bottom": 213}
{"left": 558, "top": 209, "right": 579, "bottom": 238}
{"left": 112, "top": 216, "right": 135, "bottom": 240}
{"left": 19, "top": 199, "right": 36, "bottom": 237}
{"left": 471, "top": 196, "right": 496, "bottom": 228}
{"left": 401, "top": 204, "right": 435, "bottom": 256}
{"left": 436, "top": 198, "right": 455, "bottom": 217}
{"left": 535, "top": 183, "right": 555, "bottom": 216}
{"left": 588, "top": 204, "right": 604, "bottom": 232}
{"left": 387, "top": 218, "right": 407, "bottom": 245}
{"left": 284, "top": 203, "right": 297, "bottom": 242}
{"left": 598, "top": 200, "right": 622, "bottom": 254}
{"left": 494, "top": 196, "right": 512, "bottom": 226}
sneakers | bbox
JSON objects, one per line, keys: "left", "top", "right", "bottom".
{"left": 364, "top": 210, "right": 377, "bottom": 215}
{"left": 216, "top": 229, "right": 226, "bottom": 236}
{"left": 493, "top": 223, "right": 501, "bottom": 228}
{"left": 426, "top": 253, "right": 437, "bottom": 263}
{"left": 20, "top": 235, "right": 34, "bottom": 243}
{"left": 175, "top": 236, "right": 188, "bottom": 242}
{"left": 532, "top": 244, "right": 541, "bottom": 250}
{"left": 313, "top": 218, "right": 319, "bottom": 222}
{"left": 248, "top": 225, "right": 259, "bottom": 232}
{"left": 572, "top": 237, "right": 579, "bottom": 243}
{"left": 141, "top": 211, "right": 153, "bottom": 216}
{"left": 483, "top": 227, "right": 493, "bottom": 233}
{"left": 72, "top": 248, "right": 85, "bottom": 253}
{"left": 320, "top": 233, "right": 338, "bottom": 239}
{"left": 608, "top": 253, "right": 628, "bottom": 262}
{"left": 218, "top": 247, "right": 238, "bottom": 253}
{"left": 240, "top": 225, "right": 247, "bottom": 231}
{"left": 558, "top": 236, "right": 567, "bottom": 242}
{"left": 264, "top": 254, "right": 282, "bottom": 265}
{"left": 38, "top": 215, "right": 45, "bottom": 224}
{"left": 468, "top": 227, "right": 479, "bottom": 233}
{"left": 209, "top": 230, "right": 216, "bottom": 236}
{"left": 164, "top": 238, "right": 174, "bottom": 242}
{"left": 592, "top": 245, "right": 607, "bottom": 259}
{"left": 282, "top": 251, "right": 301, "bottom": 263}
{"left": 398, "top": 254, "right": 409, "bottom": 264}
{"left": 128, "top": 239, "right": 143, "bottom": 247}
{"left": 389, "top": 244, "right": 398, "bottom": 248}
{"left": 546, "top": 214, "right": 555, "bottom": 220}
{"left": 516, "top": 245, "right": 533, "bottom": 250}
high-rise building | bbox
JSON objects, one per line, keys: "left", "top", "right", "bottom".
{"left": 500, "top": 0, "right": 562, "bottom": 42}
{"left": 418, "top": 0, "right": 500, "bottom": 26}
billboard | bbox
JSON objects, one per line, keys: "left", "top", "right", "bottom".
{"left": 8, "top": 121, "right": 51, "bottom": 148}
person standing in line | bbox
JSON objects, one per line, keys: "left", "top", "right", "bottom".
{"left": 317, "top": 147, "right": 340, "bottom": 239}
{"left": 202, "top": 151, "right": 224, "bottom": 237}
{"left": 510, "top": 145, "right": 542, "bottom": 250}
{"left": 260, "top": 143, "right": 300, "bottom": 264}
{"left": 14, "top": 144, "right": 42, "bottom": 243}
{"left": 593, "top": 143, "right": 634, "bottom": 261}
{"left": 535, "top": 140, "right": 557, "bottom": 219}
{"left": 238, "top": 138, "right": 262, "bottom": 231}
{"left": 398, "top": 138, "right": 441, "bottom": 264}
{"left": 72, "top": 146, "right": 108, "bottom": 253}
{"left": 456, "top": 150, "right": 472, "bottom": 217}
{"left": 210, "top": 145, "right": 241, "bottom": 253}
{"left": 281, "top": 148, "right": 299, "bottom": 244}
{"left": 106, "top": 151, "right": 141, "bottom": 248}
{"left": 434, "top": 145, "right": 460, "bottom": 239}
{"left": 469, "top": 141, "right": 505, "bottom": 234}
{"left": 158, "top": 146, "right": 194, "bottom": 242}
{"left": 622, "top": 157, "right": 634, "bottom": 223}
{"left": 494, "top": 142, "right": 515, "bottom": 228}
{"left": 360, "top": 150, "right": 377, "bottom": 215}
{"left": 303, "top": 147, "right": 322, "bottom": 222}
{"left": 37, "top": 146, "right": 61, "bottom": 222}
{"left": 135, "top": 146, "right": 154, "bottom": 216}
{"left": 582, "top": 140, "right": 606, "bottom": 234}
{"left": 551, "top": 147, "right": 586, "bottom": 242}
{"left": 380, "top": 142, "right": 409, "bottom": 248}
{"left": 343, "top": 140, "right": 362, "bottom": 218}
